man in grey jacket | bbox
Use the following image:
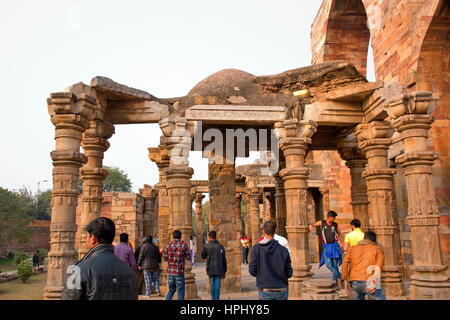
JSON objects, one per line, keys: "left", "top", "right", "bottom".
{"left": 201, "top": 231, "right": 227, "bottom": 300}
{"left": 61, "top": 217, "right": 138, "bottom": 300}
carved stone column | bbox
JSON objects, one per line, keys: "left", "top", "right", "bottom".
{"left": 337, "top": 134, "right": 370, "bottom": 231}
{"left": 247, "top": 191, "right": 261, "bottom": 246}
{"left": 355, "top": 120, "right": 405, "bottom": 297}
{"left": 279, "top": 119, "right": 317, "bottom": 299}
{"left": 77, "top": 120, "right": 114, "bottom": 258}
{"left": 163, "top": 117, "right": 198, "bottom": 299}
{"left": 45, "top": 92, "right": 95, "bottom": 299}
{"left": 242, "top": 193, "right": 251, "bottom": 238}
{"left": 149, "top": 143, "right": 170, "bottom": 295}
{"left": 139, "top": 185, "right": 158, "bottom": 237}
{"left": 194, "top": 193, "right": 205, "bottom": 260}
{"left": 208, "top": 161, "right": 242, "bottom": 293}
{"left": 235, "top": 193, "right": 242, "bottom": 235}
{"left": 275, "top": 173, "right": 287, "bottom": 237}
{"left": 388, "top": 92, "right": 449, "bottom": 299}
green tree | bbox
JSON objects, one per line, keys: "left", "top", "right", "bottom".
{"left": 202, "top": 201, "right": 210, "bottom": 237}
{"left": 78, "top": 166, "right": 132, "bottom": 193}
{"left": 0, "top": 188, "right": 33, "bottom": 252}
{"left": 36, "top": 190, "right": 52, "bottom": 220}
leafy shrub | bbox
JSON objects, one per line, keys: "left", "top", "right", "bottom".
{"left": 38, "top": 249, "right": 48, "bottom": 264}
{"left": 17, "top": 260, "right": 33, "bottom": 282}
{"left": 13, "top": 251, "right": 29, "bottom": 267}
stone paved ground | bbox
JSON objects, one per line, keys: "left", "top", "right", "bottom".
{"left": 140, "top": 261, "right": 386, "bottom": 300}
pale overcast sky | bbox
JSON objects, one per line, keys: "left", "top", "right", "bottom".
{"left": 0, "top": 0, "right": 375, "bottom": 195}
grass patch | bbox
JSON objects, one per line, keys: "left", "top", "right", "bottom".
{"left": 0, "top": 257, "right": 16, "bottom": 273}
{"left": 0, "top": 272, "right": 46, "bottom": 300}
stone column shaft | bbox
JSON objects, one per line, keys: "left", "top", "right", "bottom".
{"left": 275, "top": 174, "right": 287, "bottom": 237}
{"left": 45, "top": 92, "right": 94, "bottom": 300}
{"left": 347, "top": 159, "right": 370, "bottom": 231}
{"left": 356, "top": 121, "right": 405, "bottom": 297}
{"left": 389, "top": 92, "right": 449, "bottom": 299}
{"left": 78, "top": 120, "right": 113, "bottom": 258}
{"left": 280, "top": 137, "right": 314, "bottom": 299}
{"left": 194, "top": 193, "right": 205, "bottom": 260}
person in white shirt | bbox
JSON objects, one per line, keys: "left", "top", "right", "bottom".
{"left": 274, "top": 233, "right": 291, "bottom": 256}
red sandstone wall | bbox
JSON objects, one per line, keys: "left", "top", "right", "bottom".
{"left": 5, "top": 220, "right": 51, "bottom": 254}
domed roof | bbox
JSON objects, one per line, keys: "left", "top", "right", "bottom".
{"left": 188, "top": 68, "right": 255, "bottom": 96}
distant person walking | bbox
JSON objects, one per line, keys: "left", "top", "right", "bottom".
{"left": 163, "top": 230, "right": 191, "bottom": 300}
{"left": 341, "top": 230, "right": 386, "bottom": 300}
{"left": 32, "top": 250, "right": 40, "bottom": 272}
{"left": 134, "top": 237, "right": 146, "bottom": 295}
{"left": 201, "top": 231, "right": 227, "bottom": 300}
{"left": 343, "top": 219, "right": 365, "bottom": 253}
{"left": 137, "top": 235, "right": 163, "bottom": 297}
{"left": 240, "top": 234, "right": 250, "bottom": 264}
{"left": 114, "top": 233, "right": 137, "bottom": 272}
{"left": 249, "top": 221, "right": 292, "bottom": 300}
{"left": 190, "top": 235, "right": 195, "bottom": 266}
{"left": 61, "top": 217, "right": 138, "bottom": 300}
{"left": 309, "top": 210, "right": 343, "bottom": 287}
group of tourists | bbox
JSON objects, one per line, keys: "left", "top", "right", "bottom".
{"left": 61, "top": 210, "right": 387, "bottom": 300}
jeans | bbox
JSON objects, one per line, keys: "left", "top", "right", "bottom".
{"left": 143, "top": 270, "right": 160, "bottom": 295}
{"left": 242, "top": 247, "right": 249, "bottom": 264}
{"left": 166, "top": 274, "right": 185, "bottom": 300}
{"left": 209, "top": 276, "right": 222, "bottom": 300}
{"left": 350, "top": 281, "right": 387, "bottom": 300}
{"left": 258, "top": 289, "right": 288, "bottom": 300}
{"left": 324, "top": 256, "right": 341, "bottom": 281}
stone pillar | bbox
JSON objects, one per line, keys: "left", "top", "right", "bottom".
{"left": 235, "top": 193, "right": 242, "bottom": 235}
{"left": 337, "top": 135, "right": 370, "bottom": 231}
{"left": 139, "top": 185, "right": 158, "bottom": 237}
{"left": 388, "top": 92, "right": 449, "bottom": 299}
{"left": 45, "top": 92, "right": 95, "bottom": 299}
{"left": 247, "top": 191, "right": 261, "bottom": 246}
{"left": 194, "top": 193, "right": 205, "bottom": 260}
{"left": 355, "top": 120, "right": 406, "bottom": 297}
{"left": 279, "top": 119, "right": 317, "bottom": 299}
{"left": 302, "top": 279, "right": 339, "bottom": 300}
{"left": 163, "top": 117, "right": 198, "bottom": 299}
{"left": 242, "top": 193, "right": 251, "bottom": 238}
{"left": 275, "top": 174, "right": 287, "bottom": 237}
{"left": 208, "top": 162, "right": 242, "bottom": 293}
{"left": 148, "top": 143, "right": 170, "bottom": 295}
{"left": 77, "top": 120, "right": 114, "bottom": 258}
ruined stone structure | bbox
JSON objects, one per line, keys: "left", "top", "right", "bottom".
{"left": 45, "top": 0, "right": 448, "bottom": 300}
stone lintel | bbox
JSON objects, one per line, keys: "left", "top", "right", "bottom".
{"left": 106, "top": 100, "right": 169, "bottom": 124}
{"left": 325, "top": 81, "right": 384, "bottom": 102}
{"left": 303, "top": 101, "right": 364, "bottom": 126}
{"left": 185, "top": 105, "right": 287, "bottom": 125}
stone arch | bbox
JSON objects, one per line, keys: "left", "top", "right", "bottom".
{"left": 416, "top": 0, "right": 449, "bottom": 118}
{"left": 311, "top": 0, "right": 370, "bottom": 76}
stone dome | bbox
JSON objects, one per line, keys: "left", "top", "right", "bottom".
{"left": 188, "top": 68, "right": 255, "bottom": 96}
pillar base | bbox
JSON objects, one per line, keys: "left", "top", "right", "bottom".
{"left": 288, "top": 267, "right": 313, "bottom": 300}
{"left": 409, "top": 266, "right": 450, "bottom": 300}
{"left": 185, "top": 273, "right": 199, "bottom": 300}
{"left": 302, "top": 279, "right": 339, "bottom": 300}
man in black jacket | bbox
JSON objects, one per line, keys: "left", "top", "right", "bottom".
{"left": 61, "top": 217, "right": 138, "bottom": 300}
{"left": 137, "top": 235, "right": 162, "bottom": 296}
{"left": 201, "top": 231, "right": 227, "bottom": 300}
{"left": 249, "top": 220, "right": 292, "bottom": 300}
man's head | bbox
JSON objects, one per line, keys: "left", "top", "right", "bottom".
{"left": 326, "top": 210, "right": 338, "bottom": 223}
{"left": 85, "top": 217, "right": 116, "bottom": 249}
{"left": 173, "top": 229, "right": 182, "bottom": 240}
{"left": 262, "top": 220, "right": 277, "bottom": 239}
{"left": 208, "top": 231, "right": 217, "bottom": 241}
{"left": 350, "top": 219, "right": 361, "bottom": 230}
{"left": 119, "top": 233, "right": 129, "bottom": 243}
{"left": 145, "top": 235, "right": 153, "bottom": 244}
{"left": 364, "top": 230, "right": 377, "bottom": 243}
